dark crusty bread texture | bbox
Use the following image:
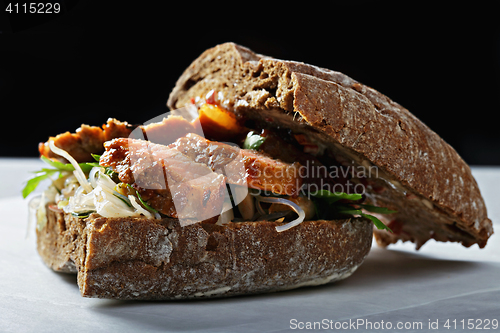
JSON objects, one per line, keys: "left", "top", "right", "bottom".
{"left": 38, "top": 205, "right": 372, "bottom": 299}
{"left": 168, "top": 42, "right": 493, "bottom": 249}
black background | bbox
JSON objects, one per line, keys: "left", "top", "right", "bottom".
{"left": 1, "top": 1, "right": 499, "bottom": 164}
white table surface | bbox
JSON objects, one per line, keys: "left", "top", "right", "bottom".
{"left": 1, "top": 158, "right": 499, "bottom": 333}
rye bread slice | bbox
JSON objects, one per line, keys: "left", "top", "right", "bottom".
{"left": 37, "top": 205, "right": 372, "bottom": 299}
{"left": 168, "top": 42, "right": 493, "bottom": 249}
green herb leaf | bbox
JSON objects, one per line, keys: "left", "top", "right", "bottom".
{"left": 22, "top": 156, "right": 100, "bottom": 198}
{"left": 22, "top": 172, "right": 55, "bottom": 198}
{"left": 40, "top": 155, "right": 98, "bottom": 173}
{"left": 40, "top": 155, "right": 74, "bottom": 171}
{"left": 335, "top": 205, "right": 393, "bottom": 232}
{"left": 335, "top": 205, "right": 363, "bottom": 215}
{"left": 310, "top": 190, "right": 362, "bottom": 204}
{"left": 125, "top": 183, "right": 158, "bottom": 213}
{"left": 83, "top": 162, "right": 101, "bottom": 170}
{"left": 91, "top": 154, "right": 101, "bottom": 162}
{"left": 243, "top": 131, "right": 266, "bottom": 150}
{"left": 112, "top": 192, "right": 132, "bottom": 207}
{"left": 359, "top": 204, "right": 397, "bottom": 214}
{"left": 360, "top": 213, "right": 393, "bottom": 232}
{"left": 136, "top": 190, "right": 158, "bottom": 213}
{"left": 71, "top": 210, "right": 95, "bottom": 219}
{"left": 309, "top": 189, "right": 393, "bottom": 232}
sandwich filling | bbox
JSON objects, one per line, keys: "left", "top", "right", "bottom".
{"left": 25, "top": 91, "right": 395, "bottom": 232}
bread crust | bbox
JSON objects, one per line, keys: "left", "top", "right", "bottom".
{"left": 37, "top": 205, "right": 372, "bottom": 299}
{"left": 167, "top": 42, "right": 492, "bottom": 249}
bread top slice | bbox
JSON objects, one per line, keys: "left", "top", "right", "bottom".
{"left": 168, "top": 42, "right": 493, "bottom": 249}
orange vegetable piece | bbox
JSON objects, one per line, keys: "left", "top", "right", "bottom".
{"left": 198, "top": 103, "right": 245, "bottom": 141}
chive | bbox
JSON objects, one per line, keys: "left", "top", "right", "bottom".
{"left": 71, "top": 211, "right": 95, "bottom": 218}
{"left": 309, "top": 189, "right": 395, "bottom": 232}
{"left": 113, "top": 192, "right": 132, "bottom": 207}
{"left": 125, "top": 184, "right": 158, "bottom": 213}
{"left": 135, "top": 189, "right": 158, "bottom": 213}
{"left": 91, "top": 154, "right": 101, "bottom": 162}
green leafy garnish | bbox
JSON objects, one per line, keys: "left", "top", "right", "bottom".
{"left": 310, "top": 190, "right": 362, "bottom": 204}
{"left": 21, "top": 156, "right": 101, "bottom": 199}
{"left": 22, "top": 171, "right": 57, "bottom": 199}
{"left": 360, "top": 213, "right": 393, "bottom": 232}
{"left": 243, "top": 131, "right": 266, "bottom": 150}
{"left": 40, "top": 155, "right": 78, "bottom": 171}
{"left": 112, "top": 192, "right": 132, "bottom": 207}
{"left": 310, "top": 189, "right": 395, "bottom": 232}
{"left": 335, "top": 204, "right": 364, "bottom": 216}
{"left": 136, "top": 190, "right": 158, "bottom": 213}
{"left": 125, "top": 183, "right": 158, "bottom": 213}
{"left": 71, "top": 210, "right": 95, "bottom": 219}
{"left": 358, "top": 204, "right": 397, "bottom": 215}
{"left": 91, "top": 154, "right": 101, "bottom": 162}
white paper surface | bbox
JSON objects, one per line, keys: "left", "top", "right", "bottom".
{"left": 1, "top": 159, "right": 499, "bottom": 333}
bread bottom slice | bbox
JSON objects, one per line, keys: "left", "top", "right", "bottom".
{"left": 37, "top": 204, "right": 372, "bottom": 300}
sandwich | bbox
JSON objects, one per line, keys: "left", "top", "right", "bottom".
{"left": 24, "top": 43, "right": 493, "bottom": 300}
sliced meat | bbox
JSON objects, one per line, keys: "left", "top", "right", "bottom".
{"left": 40, "top": 116, "right": 202, "bottom": 163}
{"left": 39, "top": 118, "right": 133, "bottom": 163}
{"left": 258, "top": 131, "right": 331, "bottom": 186}
{"left": 39, "top": 124, "right": 104, "bottom": 163}
{"left": 258, "top": 130, "right": 362, "bottom": 194}
{"left": 102, "top": 118, "right": 135, "bottom": 142}
{"left": 100, "top": 138, "right": 226, "bottom": 224}
{"left": 169, "top": 133, "right": 302, "bottom": 196}
{"left": 259, "top": 130, "right": 319, "bottom": 167}
{"left": 133, "top": 115, "right": 204, "bottom": 146}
